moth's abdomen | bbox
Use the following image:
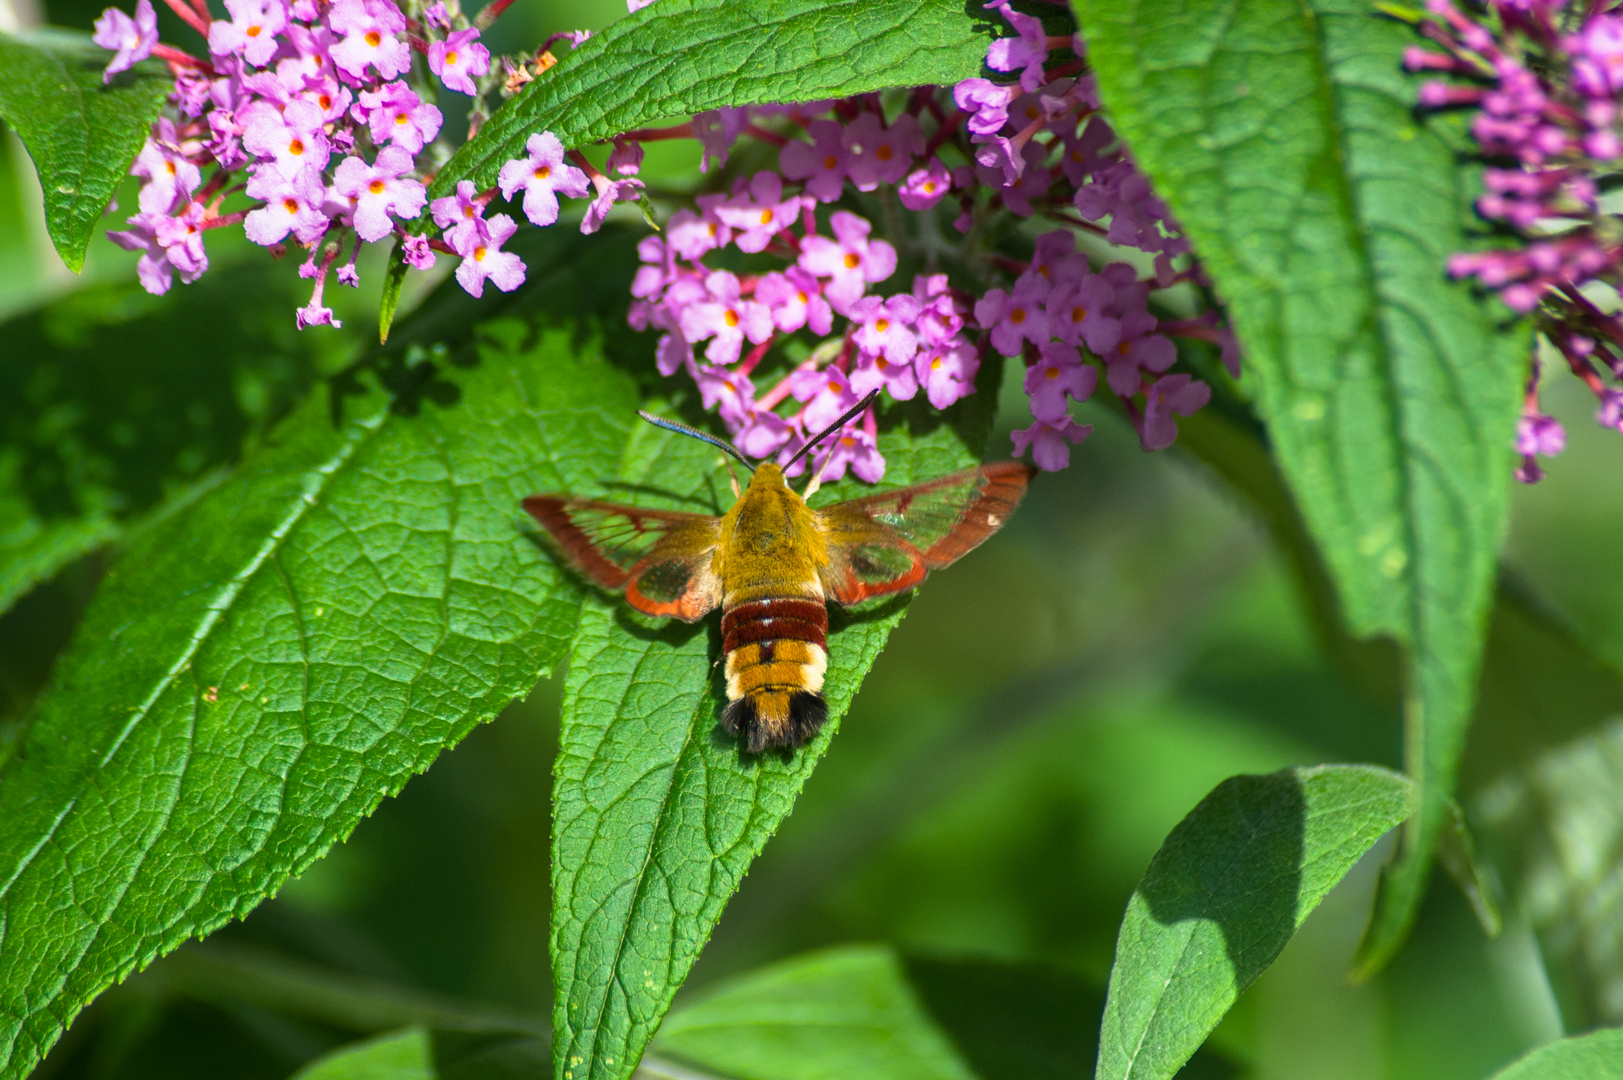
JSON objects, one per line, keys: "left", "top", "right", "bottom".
{"left": 720, "top": 598, "right": 829, "bottom": 752}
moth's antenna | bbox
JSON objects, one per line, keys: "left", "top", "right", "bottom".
{"left": 637, "top": 410, "right": 755, "bottom": 470}
{"left": 782, "top": 389, "right": 881, "bottom": 471}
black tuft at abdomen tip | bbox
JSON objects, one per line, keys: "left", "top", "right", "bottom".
{"left": 721, "top": 691, "right": 829, "bottom": 753}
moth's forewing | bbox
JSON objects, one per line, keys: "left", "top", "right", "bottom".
{"left": 813, "top": 461, "right": 1036, "bottom": 604}
{"left": 522, "top": 496, "right": 724, "bottom": 621}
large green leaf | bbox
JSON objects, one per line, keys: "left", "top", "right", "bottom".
{"left": 1077, "top": 0, "right": 1525, "bottom": 973}
{"left": 0, "top": 228, "right": 643, "bottom": 1079}
{"left": 1485, "top": 1028, "right": 1623, "bottom": 1080}
{"left": 0, "top": 29, "right": 170, "bottom": 272}
{"left": 550, "top": 375, "right": 1003, "bottom": 1080}
{"left": 294, "top": 1028, "right": 436, "bottom": 1080}
{"left": 1096, "top": 765, "right": 1411, "bottom": 1080}
{"left": 653, "top": 946, "right": 976, "bottom": 1080}
{"left": 427, "top": 0, "right": 992, "bottom": 203}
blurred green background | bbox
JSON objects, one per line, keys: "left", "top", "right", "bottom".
{"left": 8, "top": 0, "right": 1623, "bottom": 1077}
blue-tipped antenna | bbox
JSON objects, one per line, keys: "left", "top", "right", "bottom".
{"left": 637, "top": 410, "right": 754, "bottom": 469}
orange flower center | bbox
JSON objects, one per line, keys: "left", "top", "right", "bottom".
{"left": 1071, "top": 306, "right": 1085, "bottom": 323}
{"left": 1010, "top": 308, "right": 1026, "bottom": 324}
{"left": 246, "top": 23, "right": 261, "bottom": 35}
{"left": 707, "top": 223, "right": 718, "bottom": 237}
{"left": 930, "top": 357, "right": 943, "bottom": 371}
{"left": 395, "top": 111, "right": 409, "bottom": 125}
{"left": 165, "top": 161, "right": 176, "bottom": 175}
{"left": 796, "top": 291, "right": 808, "bottom": 304}
{"left": 876, "top": 144, "right": 893, "bottom": 161}
{"left": 841, "top": 436, "right": 855, "bottom": 447}
{"left": 446, "top": 49, "right": 459, "bottom": 65}
{"left": 724, "top": 309, "right": 739, "bottom": 327}
{"left": 759, "top": 208, "right": 773, "bottom": 225}
{"left": 1025, "top": 105, "right": 1040, "bottom": 120}
{"left": 319, "top": 94, "right": 332, "bottom": 109}
{"left": 474, "top": 245, "right": 488, "bottom": 261}
{"left": 463, "top": 205, "right": 475, "bottom": 217}
{"left": 844, "top": 252, "right": 860, "bottom": 269}
{"left": 923, "top": 180, "right": 936, "bottom": 194}
{"left": 365, "top": 30, "right": 381, "bottom": 45}
{"left": 875, "top": 318, "right": 890, "bottom": 333}
{"left": 1117, "top": 342, "right": 1131, "bottom": 355}
{"left": 283, "top": 197, "right": 298, "bottom": 213}
{"left": 368, "top": 179, "right": 385, "bottom": 195}
{"left": 823, "top": 154, "right": 838, "bottom": 169}
{"left": 827, "top": 380, "right": 842, "bottom": 393}
{"left": 1045, "top": 367, "right": 1059, "bottom": 380}
{"left": 534, "top": 164, "right": 551, "bottom": 179}
{"left": 288, "top": 138, "right": 304, "bottom": 155}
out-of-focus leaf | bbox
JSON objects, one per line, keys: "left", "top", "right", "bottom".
{"left": 0, "top": 227, "right": 642, "bottom": 1080}
{"left": 1079, "top": 0, "right": 1524, "bottom": 975}
{"left": 1478, "top": 720, "right": 1623, "bottom": 1031}
{"left": 1096, "top": 765, "right": 1411, "bottom": 1080}
{"left": 0, "top": 263, "right": 361, "bottom": 620}
{"left": 293, "top": 1027, "right": 435, "bottom": 1080}
{"left": 0, "top": 29, "right": 169, "bottom": 272}
{"left": 428, "top": 0, "right": 993, "bottom": 202}
{"left": 652, "top": 945, "right": 975, "bottom": 1080}
{"left": 1483, "top": 1027, "right": 1623, "bottom": 1080}
{"left": 550, "top": 374, "right": 1003, "bottom": 1080}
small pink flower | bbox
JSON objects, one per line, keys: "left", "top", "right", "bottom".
{"left": 912, "top": 274, "right": 965, "bottom": 347}
{"left": 986, "top": 0, "right": 1051, "bottom": 92}
{"left": 582, "top": 176, "right": 644, "bottom": 234}
{"left": 429, "top": 28, "right": 490, "bottom": 95}
{"left": 401, "top": 233, "right": 436, "bottom": 270}
{"left": 108, "top": 203, "right": 210, "bottom": 296}
{"left": 356, "top": 81, "right": 442, "bottom": 154}
{"left": 798, "top": 210, "right": 898, "bottom": 313}
{"left": 1011, "top": 416, "right": 1091, "bottom": 471}
{"left": 667, "top": 197, "right": 731, "bottom": 261}
{"left": 756, "top": 267, "right": 833, "bottom": 336}
{"left": 131, "top": 119, "right": 202, "bottom": 215}
{"left": 917, "top": 338, "right": 980, "bottom": 409}
{"left": 497, "top": 131, "right": 591, "bottom": 227}
{"left": 430, "top": 179, "right": 488, "bottom": 253}
{"left": 696, "top": 366, "right": 756, "bottom": 426}
{"left": 1104, "top": 310, "right": 1175, "bottom": 396}
{"left": 1139, "top": 374, "right": 1210, "bottom": 450}
{"left": 327, "top": 0, "right": 410, "bottom": 82}
{"left": 898, "top": 157, "right": 952, "bottom": 210}
{"left": 789, "top": 366, "right": 860, "bottom": 431}
{"left": 850, "top": 294, "right": 922, "bottom": 369}
{"left": 455, "top": 213, "right": 526, "bottom": 297}
{"left": 736, "top": 409, "right": 792, "bottom": 459}
{"left": 780, "top": 119, "right": 848, "bottom": 202}
{"left": 1047, "top": 273, "right": 1120, "bottom": 355}
{"left": 1598, "top": 388, "right": 1623, "bottom": 431}
{"left": 677, "top": 270, "right": 773, "bottom": 366}
{"left": 609, "top": 138, "right": 644, "bottom": 176}
{"left": 1024, "top": 342, "right": 1096, "bottom": 422}
{"left": 332, "top": 146, "right": 426, "bottom": 242}
{"left": 715, "top": 171, "right": 802, "bottom": 253}
{"left": 93, "top": 0, "right": 158, "bottom": 82}
{"left": 841, "top": 112, "right": 924, "bottom": 191}
{"left": 693, "top": 107, "right": 750, "bottom": 172}
{"left": 816, "top": 426, "right": 885, "bottom": 484}
{"left": 953, "top": 78, "right": 1019, "bottom": 137}
{"left": 207, "top": 0, "right": 287, "bottom": 68}
{"left": 244, "top": 165, "right": 329, "bottom": 245}
{"left": 975, "top": 273, "right": 1050, "bottom": 356}
{"left": 243, "top": 98, "right": 331, "bottom": 180}
{"left": 1515, "top": 412, "right": 1566, "bottom": 456}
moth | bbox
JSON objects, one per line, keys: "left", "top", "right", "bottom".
{"left": 523, "top": 392, "right": 1035, "bottom": 753}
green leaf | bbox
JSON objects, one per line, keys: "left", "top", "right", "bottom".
{"left": 1096, "top": 765, "right": 1412, "bottom": 1080}
{"left": 1484, "top": 1028, "right": 1623, "bottom": 1080}
{"left": 0, "top": 227, "right": 644, "bottom": 1079}
{"left": 1077, "top": 0, "right": 1525, "bottom": 974}
{"left": 379, "top": 243, "right": 410, "bottom": 345}
{"left": 550, "top": 376, "right": 1003, "bottom": 1080}
{"left": 0, "top": 265, "right": 354, "bottom": 622}
{"left": 294, "top": 1028, "right": 436, "bottom": 1080}
{"left": 0, "top": 30, "right": 170, "bottom": 272}
{"left": 652, "top": 945, "right": 977, "bottom": 1080}
{"left": 428, "top": 0, "right": 992, "bottom": 202}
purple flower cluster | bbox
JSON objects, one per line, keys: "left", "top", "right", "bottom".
{"left": 619, "top": 0, "right": 1237, "bottom": 480}
{"left": 91, "top": 0, "right": 615, "bottom": 321}
{"left": 1412, "top": 0, "right": 1623, "bottom": 480}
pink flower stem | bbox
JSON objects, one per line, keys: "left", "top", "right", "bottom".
{"left": 618, "top": 123, "right": 694, "bottom": 142}
{"left": 153, "top": 43, "right": 212, "bottom": 70}
{"left": 540, "top": 31, "right": 582, "bottom": 52}
{"left": 924, "top": 108, "right": 962, "bottom": 156}
{"left": 474, "top": 0, "right": 519, "bottom": 30}
{"left": 1556, "top": 283, "right": 1623, "bottom": 349}
{"left": 408, "top": 34, "right": 429, "bottom": 54}
{"left": 200, "top": 210, "right": 245, "bottom": 230}
{"left": 758, "top": 360, "right": 818, "bottom": 410}
{"left": 160, "top": 0, "right": 211, "bottom": 37}
{"left": 1040, "top": 208, "right": 1110, "bottom": 238}
{"left": 744, "top": 123, "right": 788, "bottom": 147}
{"left": 568, "top": 149, "right": 605, "bottom": 184}
{"left": 737, "top": 335, "right": 775, "bottom": 377}
{"left": 1045, "top": 59, "right": 1086, "bottom": 78}
{"left": 429, "top": 237, "right": 459, "bottom": 255}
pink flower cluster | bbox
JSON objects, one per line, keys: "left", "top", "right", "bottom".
{"left": 1412, "top": 0, "right": 1623, "bottom": 480}
{"left": 91, "top": 0, "right": 615, "bottom": 321}
{"left": 618, "top": 0, "right": 1237, "bottom": 479}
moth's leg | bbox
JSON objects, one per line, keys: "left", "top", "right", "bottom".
{"left": 721, "top": 457, "right": 743, "bottom": 500}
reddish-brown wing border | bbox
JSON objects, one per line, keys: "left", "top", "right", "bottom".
{"left": 814, "top": 462, "right": 1036, "bottom": 604}
{"left": 522, "top": 495, "right": 722, "bottom": 619}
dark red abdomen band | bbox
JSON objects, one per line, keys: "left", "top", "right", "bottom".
{"left": 721, "top": 598, "right": 828, "bottom": 653}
